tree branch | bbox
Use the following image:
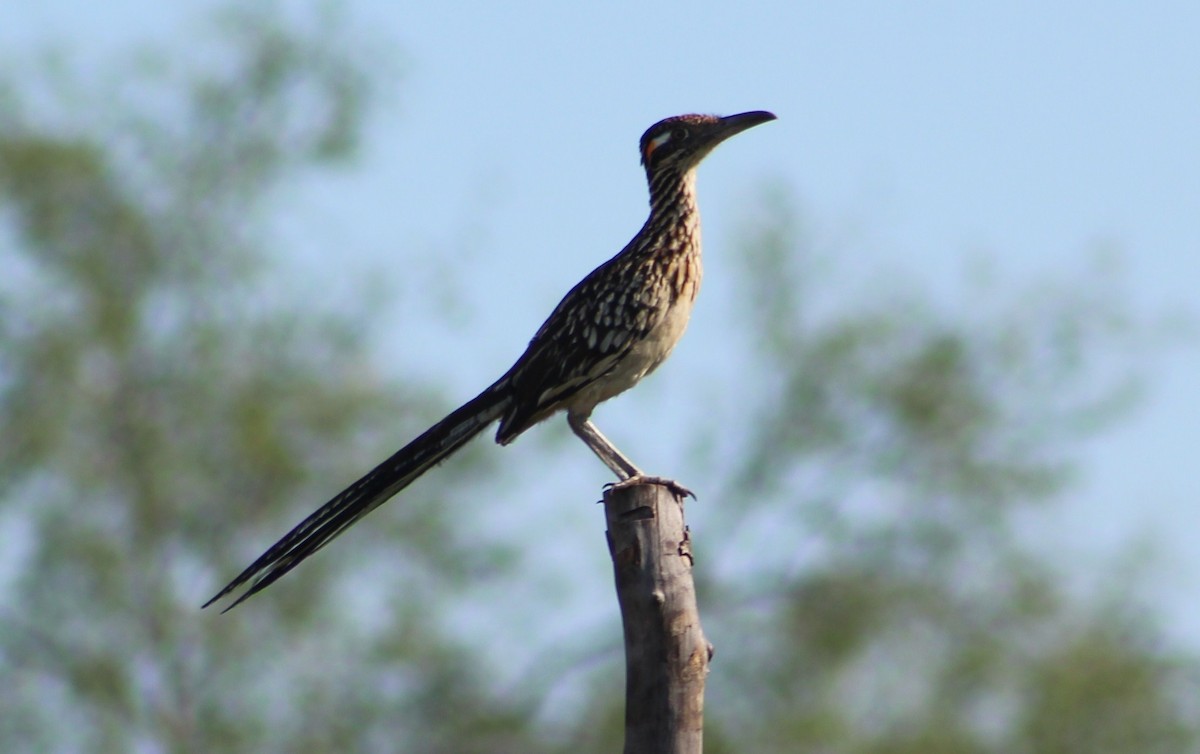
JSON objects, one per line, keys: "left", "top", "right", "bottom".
{"left": 603, "top": 482, "right": 711, "bottom": 754}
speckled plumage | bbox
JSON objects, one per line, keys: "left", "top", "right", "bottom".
{"left": 207, "top": 111, "right": 776, "bottom": 610}
{"left": 496, "top": 168, "right": 702, "bottom": 439}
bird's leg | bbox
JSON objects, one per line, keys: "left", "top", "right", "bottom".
{"left": 567, "top": 412, "right": 695, "bottom": 499}
{"left": 568, "top": 411, "right": 641, "bottom": 478}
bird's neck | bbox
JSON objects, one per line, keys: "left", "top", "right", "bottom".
{"left": 643, "top": 168, "right": 700, "bottom": 247}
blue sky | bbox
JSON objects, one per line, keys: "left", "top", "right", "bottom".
{"left": 4, "top": 1, "right": 1198, "bottom": 647}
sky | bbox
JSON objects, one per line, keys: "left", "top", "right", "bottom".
{"left": 3, "top": 1, "right": 1198, "bottom": 648}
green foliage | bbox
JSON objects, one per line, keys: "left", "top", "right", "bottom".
{"left": 1017, "top": 620, "right": 1197, "bottom": 754}
{"left": 690, "top": 187, "right": 1198, "bottom": 753}
{"left": 0, "top": 7, "right": 524, "bottom": 753}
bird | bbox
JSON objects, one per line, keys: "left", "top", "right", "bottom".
{"left": 205, "top": 110, "right": 776, "bottom": 611}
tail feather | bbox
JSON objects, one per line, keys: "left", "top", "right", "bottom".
{"left": 205, "top": 381, "right": 511, "bottom": 611}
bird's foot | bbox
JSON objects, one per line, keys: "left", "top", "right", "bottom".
{"left": 605, "top": 474, "right": 695, "bottom": 500}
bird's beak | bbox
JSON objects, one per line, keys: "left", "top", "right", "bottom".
{"left": 712, "top": 110, "right": 777, "bottom": 144}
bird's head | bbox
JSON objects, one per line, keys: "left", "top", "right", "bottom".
{"left": 639, "top": 110, "right": 776, "bottom": 176}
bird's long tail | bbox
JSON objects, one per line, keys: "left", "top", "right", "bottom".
{"left": 205, "top": 379, "right": 511, "bottom": 611}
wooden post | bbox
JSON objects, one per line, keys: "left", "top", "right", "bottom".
{"left": 603, "top": 482, "right": 711, "bottom": 754}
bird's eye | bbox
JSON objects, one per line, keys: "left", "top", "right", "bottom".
{"left": 672, "top": 127, "right": 688, "bottom": 141}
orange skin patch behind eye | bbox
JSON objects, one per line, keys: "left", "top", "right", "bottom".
{"left": 643, "top": 132, "right": 672, "bottom": 163}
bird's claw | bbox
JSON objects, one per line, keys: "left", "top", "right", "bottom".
{"left": 605, "top": 474, "right": 695, "bottom": 500}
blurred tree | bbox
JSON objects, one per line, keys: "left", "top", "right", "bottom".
{"left": 1, "top": 5, "right": 1196, "bottom": 754}
{"left": 683, "top": 190, "right": 1200, "bottom": 754}
{"left": 0, "top": 6, "right": 536, "bottom": 753}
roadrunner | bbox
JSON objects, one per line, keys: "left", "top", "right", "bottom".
{"left": 206, "top": 110, "right": 776, "bottom": 610}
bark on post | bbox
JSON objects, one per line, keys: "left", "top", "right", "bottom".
{"left": 603, "top": 482, "right": 711, "bottom": 754}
